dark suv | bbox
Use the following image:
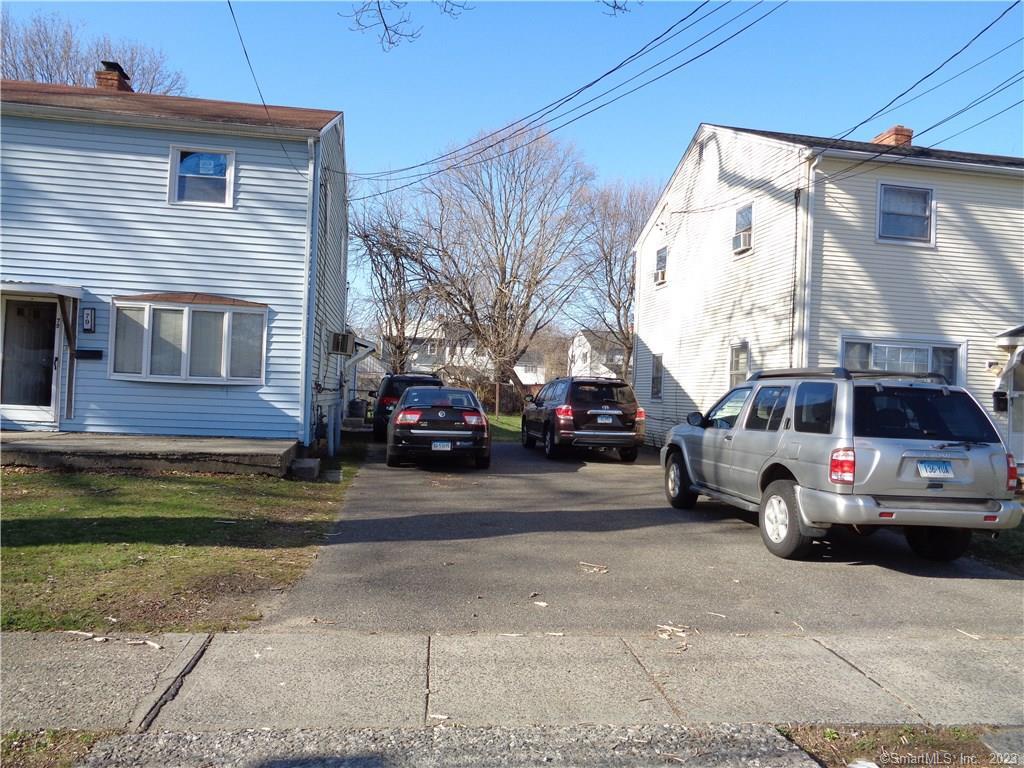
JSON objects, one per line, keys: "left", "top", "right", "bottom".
{"left": 370, "top": 373, "right": 443, "bottom": 440}
{"left": 521, "top": 376, "right": 645, "bottom": 461}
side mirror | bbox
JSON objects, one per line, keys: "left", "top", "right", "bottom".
{"left": 686, "top": 411, "right": 704, "bottom": 427}
{"left": 524, "top": 395, "right": 534, "bottom": 403}
{"left": 369, "top": 390, "right": 378, "bottom": 398}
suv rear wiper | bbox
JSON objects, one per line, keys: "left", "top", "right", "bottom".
{"left": 932, "top": 440, "right": 992, "bottom": 450}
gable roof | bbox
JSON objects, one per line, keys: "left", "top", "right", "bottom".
{"left": 579, "top": 329, "right": 623, "bottom": 348}
{"left": 716, "top": 125, "right": 1024, "bottom": 170}
{"left": 1, "top": 80, "right": 341, "bottom": 135}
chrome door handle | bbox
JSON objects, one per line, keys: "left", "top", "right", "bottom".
{"left": 723, "top": 434, "right": 733, "bottom": 441}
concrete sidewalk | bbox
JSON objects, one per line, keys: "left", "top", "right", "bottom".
{"left": 3, "top": 630, "right": 1022, "bottom": 734}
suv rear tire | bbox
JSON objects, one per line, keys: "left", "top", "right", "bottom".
{"left": 543, "top": 426, "right": 561, "bottom": 460}
{"left": 521, "top": 421, "right": 536, "bottom": 449}
{"left": 665, "top": 451, "right": 698, "bottom": 509}
{"left": 759, "top": 480, "right": 812, "bottom": 559}
{"left": 905, "top": 526, "right": 971, "bottom": 562}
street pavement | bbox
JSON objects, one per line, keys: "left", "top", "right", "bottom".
{"left": 2, "top": 442, "right": 1022, "bottom": 766}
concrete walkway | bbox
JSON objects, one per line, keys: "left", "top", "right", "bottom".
{"left": 3, "top": 629, "right": 1021, "bottom": 735}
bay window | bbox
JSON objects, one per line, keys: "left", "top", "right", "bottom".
{"left": 110, "top": 299, "right": 267, "bottom": 384}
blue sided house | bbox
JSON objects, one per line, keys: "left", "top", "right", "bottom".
{"left": 0, "top": 62, "right": 349, "bottom": 445}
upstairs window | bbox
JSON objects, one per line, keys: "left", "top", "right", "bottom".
{"left": 733, "top": 204, "right": 752, "bottom": 254}
{"left": 170, "top": 147, "right": 234, "bottom": 207}
{"left": 654, "top": 247, "right": 668, "bottom": 284}
{"left": 878, "top": 184, "right": 932, "bottom": 242}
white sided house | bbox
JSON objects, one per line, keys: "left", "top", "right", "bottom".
{"left": 0, "top": 65, "right": 348, "bottom": 445}
{"left": 633, "top": 123, "right": 1024, "bottom": 458}
{"left": 568, "top": 329, "right": 628, "bottom": 379}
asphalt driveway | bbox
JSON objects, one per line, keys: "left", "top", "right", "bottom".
{"left": 262, "top": 442, "right": 1023, "bottom": 636}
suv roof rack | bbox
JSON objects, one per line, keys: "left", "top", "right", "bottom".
{"left": 747, "top": 367, "right": 852, "bottom": 381}
{"left": 746, "top": 368, "right": 950, "bottom": 384}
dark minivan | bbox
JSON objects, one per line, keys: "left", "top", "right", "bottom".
{"left": 371, "top": 373, "right": 443, "bottom": 440}
{"left": 521, "top": 376, "right": 645, "bottom": 461}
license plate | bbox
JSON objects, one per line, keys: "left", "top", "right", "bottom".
{"left": 431, "top": 441, "right": 452, "bottom": 452}
{"left": 597, "top": 415, "right": 613, "bottom": 424}
{"left": 918, "top": 460, "right": 954, "bottom": 479}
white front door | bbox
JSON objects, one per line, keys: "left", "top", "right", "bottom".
{"left": 0, "top": 297, "right": 61, "bottom": 424}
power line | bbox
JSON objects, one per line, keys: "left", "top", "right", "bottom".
{"left": 347, "top": 0, "right": 724, "bottom": 181}
{"left": 226, "top": 0, "right": 309, "bottom": 180}
{"left": 348, "top": 1, "right": 790, "bottom": 202}
{"left": 930, "top": 97, "right": 1024, "bottom": 148}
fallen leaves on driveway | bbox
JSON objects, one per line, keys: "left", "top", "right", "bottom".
{"left": 578, "top": 561, "right": 609, "bottom": 574}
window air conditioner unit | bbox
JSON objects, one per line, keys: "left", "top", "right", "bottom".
{"left": 732, "top": 231, "right": 752, "bottom": 253}
{"left": 329, "top": 331, "right": 355, "bottom": 356}
{"left": 654, "top": 269, "right": 667, "bottom": 284}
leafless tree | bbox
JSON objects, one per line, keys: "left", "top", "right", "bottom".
{"left": 570, "top": 180, "right": 660, "bottom": 380}
{"left": 350, "top": 197, "right": 435, "bottom": 374}
{"left": 414, "top": 129, "right": 593, "bottom": 414}
{"left": 343, "top": 1, "right": 471, "bottom": 51}
{"left": 1, "top": 8, "right": 187, "bottom": 94}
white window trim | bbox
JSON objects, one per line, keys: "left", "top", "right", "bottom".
{"left": 838, "top": 332, "right": 966, "bottom": 384}
{"left": 729, "top": 340, "right": 750, "bottom": 387}
{"left": 108, "top": 300, "right": 268, "bottom": 385}
{"left": 875, "top": 181, "right": 936, "bottom": 247}
{"left": 733, "top": 202, "right": 754, "bottom": 256}
{"left": 167, "top": 145, "right": 236, "bottom": 208}
{"left": 654, "top": 246, "right": 668, "bottom": 287}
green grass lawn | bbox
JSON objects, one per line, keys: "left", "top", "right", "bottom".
{"left": 0, "top": 446, "right": 364, "bottom": 633}
{"left": 970, "top": 521, "right": 1024, "bottom": 575}
{"left": 488, "top": 413, "right": 522, "bottom": 442}
{"left": 1, "top": 730, "right": 110, "bottom": 768}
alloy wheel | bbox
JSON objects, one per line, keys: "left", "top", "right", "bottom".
{"left": 763, "top": 494, "right": 789, "bottom": 543}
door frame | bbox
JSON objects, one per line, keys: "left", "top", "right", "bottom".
{"left": 0, "top": 294, "right": 62, "bottom": 425}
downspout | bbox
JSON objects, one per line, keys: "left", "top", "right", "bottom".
{"left": 299, "top": 136, "right": 321, "bottom": 446}
{"left": 796, "top": 151, "right": 820, "bottom": 369}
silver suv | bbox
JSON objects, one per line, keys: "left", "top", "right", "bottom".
{"left": 660, "top": 368, "right": 1021, "bottom": 561}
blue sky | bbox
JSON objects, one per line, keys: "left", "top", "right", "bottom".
{"left": 7, "top": 1, "right": 1023, "bottom": 188}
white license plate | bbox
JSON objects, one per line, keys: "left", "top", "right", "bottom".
{"left": 918, "top": 460, "right": 954, "bottom": 479}
{"left": 597, "top": 415, "right": 613, "bottom": 424}
{"left": 431, "top": 441, "right": 452, "bottom": 452}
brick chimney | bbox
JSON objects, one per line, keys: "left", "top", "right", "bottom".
{"left": 872, "top": 124, "right": 913, "bottom": 146}
{"left": 95, "top": 61, "right": 133, "bottom": 92}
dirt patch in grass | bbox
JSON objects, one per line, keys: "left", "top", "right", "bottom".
{"left": 1, "top": 730, "right": 110, "bottom": 768}
{"left": 780, "top": 724, "right": 999, "bottom": 767}
{"left": 0, "top": 445, "right": 364, "bottom": 633}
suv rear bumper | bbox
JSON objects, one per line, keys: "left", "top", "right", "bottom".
{"left": 556, "top": 429, "right": 643, "bottom": 448}
{"left": 795, "top": 486, "right": 1024, "bottom": 530}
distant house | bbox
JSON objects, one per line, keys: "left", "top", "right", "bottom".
{"left": 0, "top": 64, "right": 348, "bottom": 445}
{"left": 513, "top": 350, "right": 547, "bottom": 394}
{"left": 568, "top": 330, "right": 628, "bottom": 379}
{"left": 632, "top": 122, "right": 1024, "bottom": 450}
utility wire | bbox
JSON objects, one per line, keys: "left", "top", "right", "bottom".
{"left": 348, "top": 1, "right": 726, "bottom": 181}
{"left": 349, "top": 1, "right": 790, "bottom": 201}
{"left": 930, "top": 97, "right": 1024, "bottom": 148}
{"left": 226, "top": 0, "right": 309, "bottom": 180}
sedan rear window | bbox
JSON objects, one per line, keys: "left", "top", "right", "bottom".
{"left": 403, "top": 387, "right": 478, "bottom": 408}
{"left": 571, "top": 382, "right": 636, "bottom": 405}
{"left": 853, "top": 386, "right": 999, "bottom": 442}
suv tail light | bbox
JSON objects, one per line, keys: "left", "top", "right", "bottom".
{"left": 829, "top": 448, "right": 855, "bottom": 485}
{"left": 394, "top": 409, "right": 422, "bottom": 425}
{"left": 635, "top": 407, "right": 646, "bottom": 421}
{"left": 554, "top": 404, "right": 574, "bottom": 419}
{"left": 463, "top": 411, "right": 486, "bottom": 427}
{"left": 380, "top": 396, "right": 399, "bottom": 407}
{"left": 1007, "top": 454, "right": 1019, "bottom": 492}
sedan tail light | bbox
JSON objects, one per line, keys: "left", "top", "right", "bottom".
{"left": 829, "top": 448, "right": 855, "bottom": 485}
{"left": 635, "top": 407, "right": 646, "bottom": 421}
{"left": 394, "top": 409, "right": 422, "bottom": 425}
{"left": 1007, "top": 454, "right": 1019, "bottom": 492}
{"left": 554, "top": 404, "right": 574, "bottom": 419}
{"left": 462, "top": 411, "right": 487, "bottom": 427}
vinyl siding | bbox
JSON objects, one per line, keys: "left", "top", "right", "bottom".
{"left": 633, "top": 126, "right": 807, "bottom": 444}
{"left": 309, "top": 119, "right": 350, "bottom": 432}
{"left": 808, "top": 157, "right": 1024, "bottom": 433}
{"left": 1, "top": 114, "right": 312, "bottom": 439}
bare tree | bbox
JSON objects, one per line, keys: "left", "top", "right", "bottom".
{"left": 350, "top": 197, "right": 435, "bottom": 375}
{"left": 1, "top": 8, "right": 186, "bottom": 94}
{"left": 571, "top": 180, "right": 660, "bottom": 380}
{"left": 344, "top": 1, "right": 470, "bottom": 51}
{"left": 414, "top": 130, "right": 593, "bottom": 414}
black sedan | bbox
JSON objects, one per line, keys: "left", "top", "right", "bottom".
{"left": 385, "top": 386, "right": 491, "bottom": 469}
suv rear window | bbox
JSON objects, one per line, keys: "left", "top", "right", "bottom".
{"left": 853, "top": 386, "right": 999, "bottom": 442}
{"left": 571, "top": 382, "right": 636, "bottom": 406}
{"left": 385, "top": 377, "right": 442, "bottom": 398}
